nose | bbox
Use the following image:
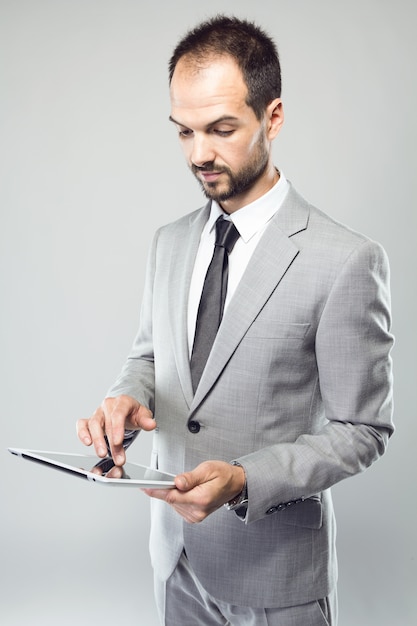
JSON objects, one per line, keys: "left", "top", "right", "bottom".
{"left": 190, "top": 133, "right": 215, "bottom": 168}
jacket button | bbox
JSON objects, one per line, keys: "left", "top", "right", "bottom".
{"left": 188, "top": 420, "right": 201, "bottom": 434}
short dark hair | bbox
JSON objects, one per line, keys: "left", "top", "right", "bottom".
{"left": 168, "top": 15, "right": 281, "bottom": 120}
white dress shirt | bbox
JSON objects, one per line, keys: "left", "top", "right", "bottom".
{"left": 188, "top": 171, "right": 289, "bottom": 356}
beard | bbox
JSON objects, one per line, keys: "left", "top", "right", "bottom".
{"left": 190, "top": 133, "right": 269, "bottom": 203}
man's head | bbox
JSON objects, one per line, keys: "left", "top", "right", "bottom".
{"left": 168, "top": 15, "right": 281, "bottom": 121}
{"left": 169, "top": 16, "right": 284, "bottom": 212}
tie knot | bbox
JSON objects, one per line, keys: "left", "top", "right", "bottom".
{"left": 215, "top": 217, "right": 240, "bottom": 254}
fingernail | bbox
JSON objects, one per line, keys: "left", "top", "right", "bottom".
{"left": 177, "top": 476, "right": 187, "bottom": 490}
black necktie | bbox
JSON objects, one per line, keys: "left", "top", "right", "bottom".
{"left": 190, "top": 216, "right": 240, "bottom": 392}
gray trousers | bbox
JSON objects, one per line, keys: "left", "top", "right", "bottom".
{"left": 154, "top": 551, "right": 338, "bottom": 626}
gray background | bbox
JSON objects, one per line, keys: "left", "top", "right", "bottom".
{"left": 1, "top": 1, "right": 416, "bottom": 624}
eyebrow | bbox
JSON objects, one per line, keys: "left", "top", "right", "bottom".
{"left": 168, "top": 114, "right": 240, "bottom": 129}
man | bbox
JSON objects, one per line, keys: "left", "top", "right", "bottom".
{"left": 77, "top": 15, "right": 394, "bottom": 626}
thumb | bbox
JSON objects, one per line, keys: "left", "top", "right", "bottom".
{"left": 127, "top": 403, "right": 155, "bottom": 431}
{"left": 175, "top": 470, "right": 198, "bottom": 492}
{"left": 137, "top": 405, "right": 156, "bottom": 431}
{"left": 175, "top": 461, "right": 214, "bottom": 491}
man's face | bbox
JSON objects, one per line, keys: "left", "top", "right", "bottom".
{"left": 169, "top": 55, "right": 281, "bottom": 212}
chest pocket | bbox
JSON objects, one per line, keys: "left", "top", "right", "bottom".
{"left": 245, "top": 321, "right": 310, "bottom": 340}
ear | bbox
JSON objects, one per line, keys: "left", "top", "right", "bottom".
{"left": 265, "top": 98, "right": 284, "bottom": 140}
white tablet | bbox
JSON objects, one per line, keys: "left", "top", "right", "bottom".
{"left": 8, "top": 447, "right": 176, "bottom": 488}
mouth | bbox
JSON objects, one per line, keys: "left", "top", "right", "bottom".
{"left": 198, "top": 170, "right": 223, "bottom": 183}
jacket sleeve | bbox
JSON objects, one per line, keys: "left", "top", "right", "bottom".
{"left": 105, "top": 230, "right": 160, "bottom": 414}
{"left": 237, "top": 239, "right": 394, "bottom": 524}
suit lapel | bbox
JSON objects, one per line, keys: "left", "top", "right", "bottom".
{"left": 190, "top": 186, "right": 310, "bottom": 413}
{"left": 168, "top": 204, "right": 210, "bottom": 409}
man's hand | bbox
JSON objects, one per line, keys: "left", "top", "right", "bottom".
{"left": 143, "top": 460, "right": 245, "bottom": 523}
{"left": 76, "top": 395, "right": 155, "bottom": 466}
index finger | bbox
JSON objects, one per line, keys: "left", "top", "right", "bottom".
{"left": 102, "top": 397, "right": 133, "bottom": 465}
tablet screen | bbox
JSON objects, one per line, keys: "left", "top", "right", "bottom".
{"left": 8, "top": 448, "right": 176, "bottom": 488}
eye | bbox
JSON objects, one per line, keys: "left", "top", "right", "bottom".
{"left": 178, "top": 128, "right": 193, "bottom": 138}
{"left": 213, "top": 129, "right": 234, "bottom": 137}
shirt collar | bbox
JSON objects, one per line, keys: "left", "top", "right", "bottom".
{"left": 207, "top": 171, "right": 289, "bottom": 243}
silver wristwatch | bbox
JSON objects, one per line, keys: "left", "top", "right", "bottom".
{"left": 224, "top": 461, "right": 248, "bottom": 511}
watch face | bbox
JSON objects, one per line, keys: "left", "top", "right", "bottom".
{"left": 226, "top": 461, "right": 247, "bottom": 510}
{"left": 225, "top": 491, "right": 248, "bottom": 511}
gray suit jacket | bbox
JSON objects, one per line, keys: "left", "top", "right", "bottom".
{"left": 108, "top": 184, "right": 394, "bottom": 608}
